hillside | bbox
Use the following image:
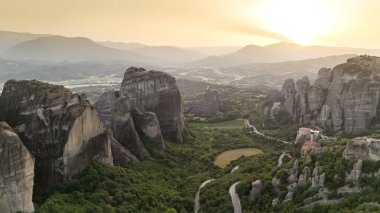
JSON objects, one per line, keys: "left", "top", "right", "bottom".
{"left": 190, "top": 42, "right": 380, "bottom": 67}
{"left": 2, "top": 35, "right": 153, "bottom": 62}
{"left": 172, "top": 54, "right": 356, "bottom": 88}
{"left": 0, "top": 30, "right": 46, "bottom": 52}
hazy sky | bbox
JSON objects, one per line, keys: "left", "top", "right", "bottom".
{"left": 1, "top": 0, "right": 380, "bottom": 48}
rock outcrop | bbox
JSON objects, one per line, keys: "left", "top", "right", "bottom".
{"left": 0, "top": 122, "right": 34, "bottom": 213}
{"left": 249, "top": 180, "right": 262, "bottom": 201}
{"left": 94, "top": 91, "right": 120, "bottom": 127}
{"left": 0, "top": 80, "right": 113, "bottom": 192}
{"left": 131, "top": 108, "right": 165, "bottom": 149}
{"left": 275, "top": 56, "right": 380, "bottom": 135}
{"left": 111, "top": 97, "right": 150, "bottom": 158}
{"left": 184, "top": 89, "right": 222, "bottom": 118}
{"left": 346, "top": 160, "right": 362, "bottom": 184}
{"left": 120, "top": 67, "right": 187, "bottom": 143}
{"left": 343, "top": 137, "right": 380, "bottom": 161}
{"left": 95, "top": 67, "right": 188, "bottom": 157}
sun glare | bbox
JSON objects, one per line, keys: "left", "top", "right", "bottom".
{"left": 258, "top": 0, "right": 334, "bottom": 45}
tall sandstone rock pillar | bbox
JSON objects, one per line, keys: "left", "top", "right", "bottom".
{"left": 0, "top": 80, "right": 112, "bottom": 192}
{"left": 120, "top": 67, "right": 187, "bottom": 143}
{"left": 0, "top": 122, "right": 34, "bottom": 213}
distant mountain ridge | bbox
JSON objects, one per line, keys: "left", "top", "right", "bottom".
{"left": 2, "top": 35, "right": 154, "bottom": 62}
{"left": 190, "top": 42, "right": 380, "bottom": 67}
{"left": 0, "top": 30, "right": 47, "bottom": 52}
{"left": 2, "top": 30, "right": 380, "bottom": 67}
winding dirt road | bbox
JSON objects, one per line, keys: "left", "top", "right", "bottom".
{"left": 229, "top": 181, "right": 242, "bottom": 213}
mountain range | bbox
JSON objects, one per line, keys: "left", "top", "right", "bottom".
{"left": 2, "top": 30, "right": 380, "bottom": 67}
{"left": 190, "top": 42, "right": 380, "bottom": 67}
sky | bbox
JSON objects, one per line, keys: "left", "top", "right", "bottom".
{"left": 1, "top": 0, "right": 380, "bottom": 48}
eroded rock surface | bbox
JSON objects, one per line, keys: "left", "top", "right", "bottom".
{"left": 185, "top": 89, "right": 222, "bottom": 118}
{"left": 343, "top": 137, "right": 380, "bottom": 161}
{"left": 111, "top": 97, "right": 150, "bottom": 158}
{"left": 131, "top": 108, "right": 165, "bottom": 149}
{"left": 120, "top": 67, "right": 187, "bottom": 143}
{"left": 0, "top": 80, "right": 111, "bottom": 192}
{"left": 95, "top": 90, "right": 120, "bottom": 127}
{"left": 0, "top": 122, "right": 34, "bottom": 213}
{"left": 275, "top": 56, "right": 380, "bottom": 135}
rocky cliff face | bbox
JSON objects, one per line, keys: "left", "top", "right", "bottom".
{"left": 111, "top": 97, "right": 150, "bottom": 158}
{"left": 95, "top": 67, "right": 186, "bottom": 158}
{"left": 120, "top": 67, "right": 187, "bottom": 143}
{"left": 0, "top": 80, "right": 112, "bottom": 192}
{"left": 343, "top": 137, "right": 380, "bottom": 161}
{"left": 276, "top": 56, "right": 380, "bottom": 135}
{"left": 0, "top": 122, "right": 34, "bottom": 213}
{"left": 94, "top": 91, "right": 120, "bottom": 127}
{"left": 184, "top": 89, "right": 222, "bottom": 118}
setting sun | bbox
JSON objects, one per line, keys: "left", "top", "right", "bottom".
{"left": 258, "top": 0, "right": 334, "bottom": 44}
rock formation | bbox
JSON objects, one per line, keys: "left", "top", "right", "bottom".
{"left": 0, "top": 122, "right": 34, "bottom": 213}
{"left": 95, "top": 67, "right": 187, "bottom": 158}
{"left": 298, "top": 166, "right": 311, "bottom": 187}
{"left": 0, "top": 80, "right": 113, "bottom": 192}
{"left": 281, "top": 78, "right": 297, "bottom": 120}
{"left": 184, "top": 89, "right": 223, "bottom": 118}
{"left": 249, "top": 180, "right": 262, "bottom": 201}
{"left": 94, "top": 91, "right": 120, "bottom": 127}
{"left": 346, "top": 160, "right": 362, "bottom": 184}
{"left": 120, "top": 67, "right": 187, "bottom": 143}
{"left": 131, "top": 108, "right": 165, "bottom": 149}
{"left": 310, "top": 166, "right": 325, "bottom": 189}
{"left": 343, "top": 137, "right": 380, "bottom": 161}
{"left": 111, "top": 97, "right": 150, "bottom": 158}
{"left": 274, "top": 56, "right": 380, "bottom": 135}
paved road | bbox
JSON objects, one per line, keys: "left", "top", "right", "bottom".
{"left": 244, "top": 119, "right": 291, "bottom": 144}
{"left": 194, "top": 179, "right": 215, "bottom": 213}
{"left": 229, "top": 181, "right": 242, "bottom": 213}
{"left": 277, "top": 153, "right": 292, "bottom": 167}
{"left": 230, "top": 165, "right": 240, "bottom": 174}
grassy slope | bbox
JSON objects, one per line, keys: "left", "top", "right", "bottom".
{"left": 213, "top": 148, "right": 263, "bottom": 168}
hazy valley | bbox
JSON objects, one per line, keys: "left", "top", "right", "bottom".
{"left": 3, "top": 18, "right": 380, "bottom": 213}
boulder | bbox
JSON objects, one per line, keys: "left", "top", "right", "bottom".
{"left": 0, "top": 122, "right": 34, "bottom": 213}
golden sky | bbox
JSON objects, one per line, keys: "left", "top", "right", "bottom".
{"left": 1, "top": 0, "right": 380, "bottom": 48}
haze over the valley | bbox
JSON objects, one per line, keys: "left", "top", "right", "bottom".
{"left": 1, "top": 0, "right": 380, "bottom": 91}
{"left": 2, "top": 0, "right": 380, "bottom": 48}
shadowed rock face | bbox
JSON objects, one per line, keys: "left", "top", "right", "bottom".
{"left": 343, "top": 137, "right": 380, "bottom": 161}
{"left": 184, "top": 89, "right": 222, "bottom": 118}
{"left": 95, "top": 67, "right": 187, "bottom": 158}
{"left": 94, "top": 91, "right": 120, "bottom": 127}
{"left": 0, "top": 122, "right": 34, "bottom": 213}
{"left": 111, "top": 97, "right": 150, "bottom": 158}
{"left": 120, "top": 67, "right": 187, "bottom": 143}
{"left": 0, "top": 80, "right": 111, "bottom": 192}
{"left": 278, "top": 56, "right": 380, "bottom": 135}
{"left": 131, "top": 108, "right": 165, "bottom": 149}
